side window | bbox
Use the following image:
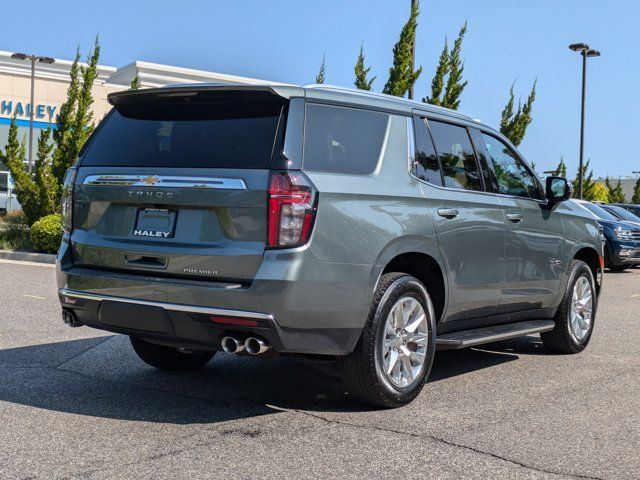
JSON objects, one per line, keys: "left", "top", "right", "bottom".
{"left": 303, "top": 103, "right": 389, "bottom": 174}
{"left": 481, "top": 133, "right": 540, "bottom": 199}
{"left": 468, "top": 128, "right": 499, "bottom": 193}
{"left": 412, "top": 117, "right": 442, "bottom": 185}
{"left": 428, "top": 120, "right": 482, "bottom": 191}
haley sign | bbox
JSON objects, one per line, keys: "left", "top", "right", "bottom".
{"left": 0, "top": 99, "right": 57, "bottom": 120}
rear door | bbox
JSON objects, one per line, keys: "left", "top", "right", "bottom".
{"left": 71, "top": 88, "right": 288, "bottom": 283}
{"left": 414, "top": 116, "right": 506, "bottom": 326}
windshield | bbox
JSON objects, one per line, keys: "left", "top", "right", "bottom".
{"left": 604, "top": 205, "right": 640, "bottom": 222}
{"left": 579, "top": 202, "right": 619, "bottom": 221}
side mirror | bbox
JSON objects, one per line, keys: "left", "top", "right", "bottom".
{"left": 546, "top": 176, "right": 572, "bottom": 204}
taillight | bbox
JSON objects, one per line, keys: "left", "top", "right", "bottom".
{"left": 61, "top": 168, "right": 76, "bottom": 234}
{"left": 267, "top": 171, "right": 317, "bottom": 248}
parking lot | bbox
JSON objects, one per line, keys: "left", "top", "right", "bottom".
{"left": 0, "top": 260, "right": 638, "bottom": 479}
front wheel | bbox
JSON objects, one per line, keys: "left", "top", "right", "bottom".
{"left": 541, "top": 260, "right": 597, "bottom": 354}
{"left": 338, "top": 273, "right": 436, "bottom": 408}
{"left": 130, "top": 336, "right": 215, "bottom": 371}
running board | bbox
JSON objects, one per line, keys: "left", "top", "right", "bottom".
{"left": 436, "top": 320, "right": 555, "bottom": 350}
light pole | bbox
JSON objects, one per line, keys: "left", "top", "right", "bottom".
{"left": 10, "top": 53, "right": 55, "bottom": 173}
{"left": 568, "top": 43, "right": 600, "bottom": 199}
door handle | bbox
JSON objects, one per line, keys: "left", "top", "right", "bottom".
{"left": 506, "top": 213, "right": 524, "bottom": 224}
{"left": 437, "top": 208, "right": 459, "bottom": 219}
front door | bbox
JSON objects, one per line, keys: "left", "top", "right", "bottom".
{"left": 475, "top": 131, "right": 565, "bottom": 313}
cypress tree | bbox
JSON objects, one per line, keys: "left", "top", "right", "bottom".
{"left": 51, "top": 37, "right": 101, "bottom": 190}
{"left": 611, "top": 179, "right": 627, "bottom": 203}
{"left": 315, "top": 54, "right": 326, "bottom": 84}
{"left": 441, "top": 22, "right": 467, "bottom": 110}
{"left": 424, "top": 38, "right": 449, "bottom": 105}
{"left": 354, "top": 45, "right": 375, "bottom": 91}
{"left": 499, "top": 81, "right": 536, "bottom": 147}
{"left": 383, "top": 0, "right": 422, "bottom": 97}
{"left": 3, "top": 119, "right": 58, "bottom": 225}
{"left": 633, "top": 177, "right": 640, "bottom": 204}
{"left": 555, "top": 157, "right": 567, "bottom": 177}
{"left": 130, "top": 74, "right": 141, "bottom": 90}
{"left": 605, "top": 176, "right": 614, "bottom": 199}
{"left": 572, "top": 159, "right": 597, "bottom": 200}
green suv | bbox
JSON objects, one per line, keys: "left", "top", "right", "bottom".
{"left": 57, "top": 84, "right": 603, "bottom": 407}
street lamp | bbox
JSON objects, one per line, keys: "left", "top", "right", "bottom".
{"left": 10, "top": 52, "right": 55, "bottom": 173}
{"left": 568, "top": 43, "right": 600, "bottom": 199}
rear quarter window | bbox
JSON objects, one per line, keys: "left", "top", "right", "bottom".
{"left": 303, "top": 103, "right": 389, "bottom": 174}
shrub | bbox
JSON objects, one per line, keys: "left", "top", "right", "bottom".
{"left": 0, "top": 210, "right": 31, "bottom": 250}
{"left": 30, "top": 214, "right": 63, "bottom": 253}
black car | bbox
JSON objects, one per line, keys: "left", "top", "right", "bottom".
{"left": 577, "top": 200, "right": 640, "bottom": 271}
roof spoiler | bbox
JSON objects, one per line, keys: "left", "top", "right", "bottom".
{"left": 107, "top": 84, "right": 302, "bottom": 107}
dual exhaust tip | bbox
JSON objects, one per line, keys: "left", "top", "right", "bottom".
{"left": 221, "top": 336, "right": 271, "bottom": 356}
{"left": 61, "top": 309, "right": 82, "bottom": 328}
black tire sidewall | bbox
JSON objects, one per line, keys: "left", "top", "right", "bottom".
{"left": 372, "top": 276, "right": 436, "bottom": 399}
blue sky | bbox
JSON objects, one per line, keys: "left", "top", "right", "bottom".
{"left": 5, "top": 0, "right": 636, "bottom": 177}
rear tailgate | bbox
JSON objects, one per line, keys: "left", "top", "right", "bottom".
{"left": 70, "top": 88, "right": 288, "bottom": 283}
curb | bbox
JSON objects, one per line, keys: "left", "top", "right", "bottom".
{"left": 0, "top": 249, "right": 56, "bottom": 264}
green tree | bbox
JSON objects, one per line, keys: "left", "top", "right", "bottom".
{"left": 423, "top": 38, "right": 449, "bottom": 105}
{"left": 51, "top": 36, "right": 101, "bottom": 190}
{"left": 130, "top": 74, "right": 141, "bottom": 90}
{"left": 354, "top": 45, "right": 375, "bottom": 90}
{"left": 499, "top": 81, "right": 536, "bottom": 147}
{"left": 605, "top": 176, "right": 614, "bottom": 199}
{"left": 632, "top": 177, "right": 640, "bottom": 204}
{"left": 555, "top": 157, "right": 567, "bottom": 177}
{"left": 383, "top": 0, "right": 422, "bottom": 97}
{"left": 315, "top": 54, "right": 326, "bottom": 84}
{"left": 572, "top": 159, "right": 597, "bottom": 200}
{"left": 441, "top": 22, "right": 468, "bottom": 110}
{"left": 3, "top": 119, "right": 57, "bottom": 225}
{"left": 610, "top": 179, "right": 627, "bottom": 203}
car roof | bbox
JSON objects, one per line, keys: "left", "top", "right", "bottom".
{"left": 109, "top": 82, "right": 485, "bottom": 128}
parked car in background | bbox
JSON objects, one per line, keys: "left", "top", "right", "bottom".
{"left": 56, "top": 84, "right": 604, "bottom": 407}
{"left": 600, "top": 204, "right": 640, "bottom": 227}
{"left": 575, "top": 199, "right": 640, "bottom": 271}
{"left": 610, "top": 203, "right": 640, "bottom": 219}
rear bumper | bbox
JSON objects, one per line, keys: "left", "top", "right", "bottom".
{"left": 56, "top": 237, "right": 376, "bottom": 355}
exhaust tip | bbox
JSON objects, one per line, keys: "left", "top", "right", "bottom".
{"left": 221, "top": 336, "right": 244, "bottom": 354}
{"left": 245, "top": 337, "right": 271, "bottom": 355}
{"left": 61, "top": 309, "right": 81, "bottom": 328}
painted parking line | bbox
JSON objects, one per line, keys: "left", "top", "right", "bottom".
{"left": 23, "top": 294, "right": 47, "bottom": 300}
{"left": 0, "top": 259, "right": 55, "bottom": 268}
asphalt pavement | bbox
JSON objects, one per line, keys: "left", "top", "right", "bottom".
{"left": 1, "top": 259, "right": 639, "bottom": 479}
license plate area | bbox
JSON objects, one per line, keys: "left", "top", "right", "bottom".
{"left": 133, "top": 208, "right": 177, "bottom": 239}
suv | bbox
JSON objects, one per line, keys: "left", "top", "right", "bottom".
{"left": 57, "top": 84, "right": 603, "bottom": 407}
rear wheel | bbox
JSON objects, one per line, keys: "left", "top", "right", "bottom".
{"left": 338, "top": 273, "right": 436, "bottom": 408}
{"left": 130, "top": 336, "right": 215, "bottom": 371}
{"left": 541, "top": 260, "right": 597, "bottom": 354}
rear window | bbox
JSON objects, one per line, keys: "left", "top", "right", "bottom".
{"left": 81, "top": 91, "right": 285, "bottom": 168}
{"left": 303, "top": 103, "right": 389, "bottom": 174}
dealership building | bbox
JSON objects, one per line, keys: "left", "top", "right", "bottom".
{"left": 0, "top": 50, "right": 272, "bottom": 195}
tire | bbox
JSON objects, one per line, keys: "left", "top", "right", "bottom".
{"left": 130, "top": 336, "right": 215, "bottom": 371}
{"left": 338, "top": 273, "right": 436, "bottom": 408}
{"left": 541, "top": 260, "right": 597, "bottom": 354}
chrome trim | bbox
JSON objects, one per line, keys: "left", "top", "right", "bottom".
{"left": 58, "top": 288, "right": 274, "bottom": 321}
{"left": 83, "top": 175, "right": 247, "bottom": 190}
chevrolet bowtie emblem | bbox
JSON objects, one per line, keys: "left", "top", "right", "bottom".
{"left": 141, "top": 175, "right": 160, "bottom": 185}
